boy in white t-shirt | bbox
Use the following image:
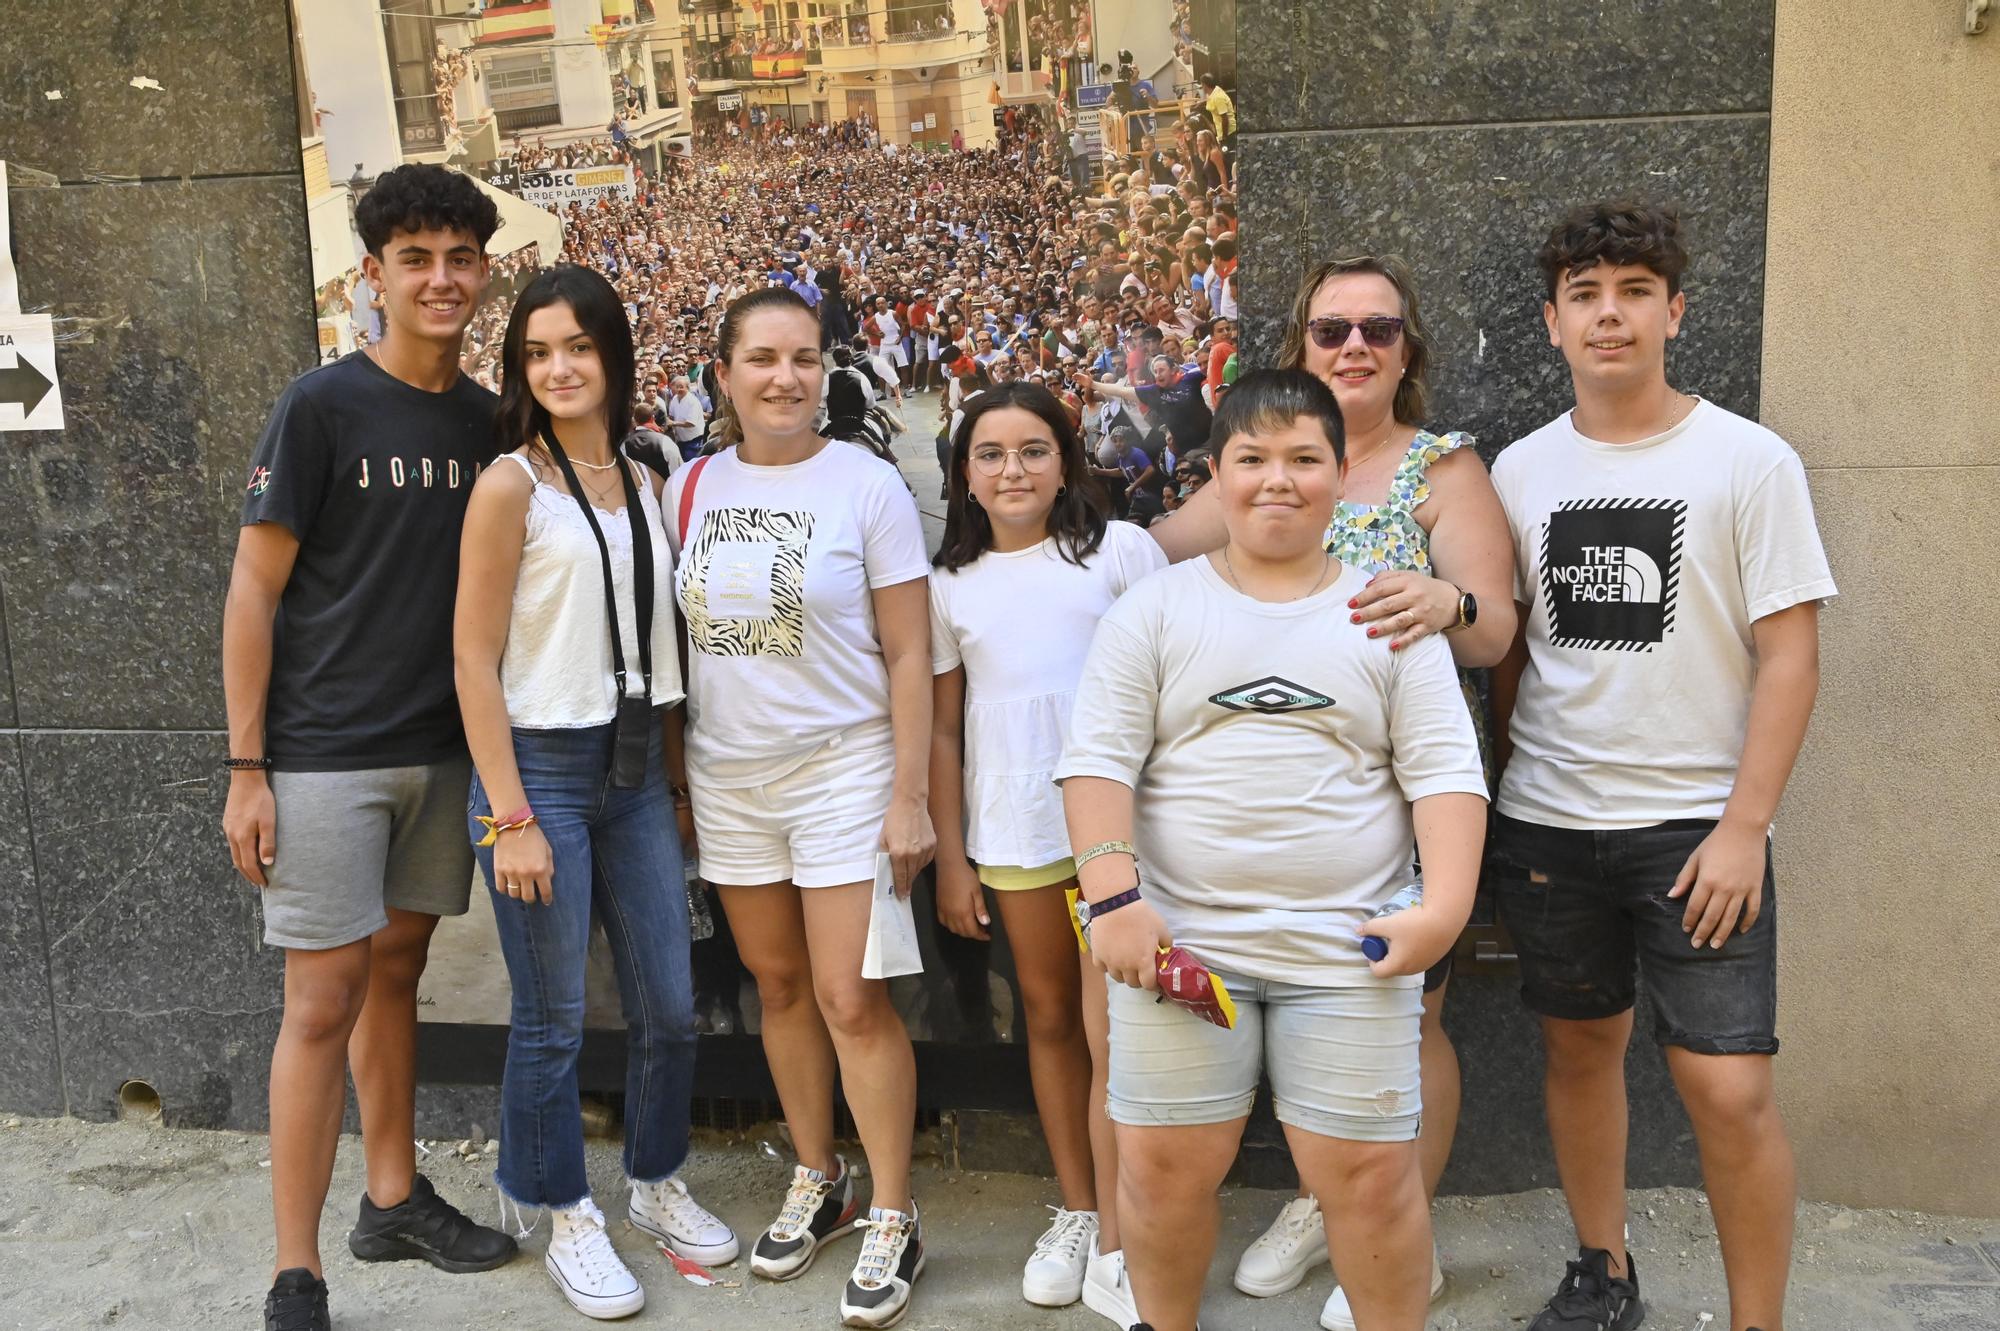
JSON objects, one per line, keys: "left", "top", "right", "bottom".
{"left": 1059, "top": 370, "right": 1489, "bottom": 1331}
{"left": 1490, "top": 201, "right": 1836, "bottom": 1331}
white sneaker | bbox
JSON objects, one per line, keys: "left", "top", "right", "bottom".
{"left": 1022, "top": 1206, "right": 1097, "bottom": 1306}
{"left": 1318, "top": 1245, "right": 1445, "bottom": 1331}
{"left": 1079, "top": 1239, "right": 1140, "bottom": 1329}
{"left": 629, "top": 1173, "right": 740, "bottom": 1265}
{"left": 1232, "top": 1194, "right": 1328, "bottom": 1297}
{"left": 546, "top": 1198, "right": 645, "bottom": 1320}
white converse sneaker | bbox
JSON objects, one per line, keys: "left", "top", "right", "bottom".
{"left": 1232, "top": 1194, "right": 1328, "bottom": 1297}
{"left": 1319, "top": 1244, "right": 1445, "bottom": 1331}
{"left": 629, "top": 1173, "right": 740, "bottom": 1265}
{"left": 546, "top": 1198, "right": 644, "bottom": 1320}
{"left": 839, "top": 1202, "right": 925, "bottom": 1328}
{"left": 1021, "top": 1206, "right": 1097, "bottom": 1306}
{"left": 1080, "top": 1238, "right": 1140, "bottom": 1329}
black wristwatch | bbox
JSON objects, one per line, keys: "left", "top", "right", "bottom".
{"left": 1447, "top": 591, "right": 1478, "bottom": 633}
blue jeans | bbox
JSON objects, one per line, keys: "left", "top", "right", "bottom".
{"left": 469, "top": 724, "right": 697, "bottom": 1208}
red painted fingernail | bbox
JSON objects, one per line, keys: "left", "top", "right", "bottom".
{"left": 1366, "top": 628, "right": 1378, "bottom": 638}
{"left": 1350, "top": 613, "right": 1360, "bottom": 623}
{"left": 1347, "top": 599, "right": 1358, "bottom": 609}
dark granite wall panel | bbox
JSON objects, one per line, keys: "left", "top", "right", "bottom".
{"left": 1240, "top": 115, "right": 1770, "bottom": 456}
{"left": 0, "top": 735, "right": 64, "bottom": 1116}
{"left": 0, "top": 576, "right": 15, "bottom": 729}
{"left": 25, "top": 731, "right": 281, "bottom": 1127}
{"left": 0, "top": 177, "right": 316, "bottom": 730}
{"left": 1236, "top": 0, "right": 1774, "bottom": 133}
{"left": 0, "top": 0, "right": 303, "bottom": 181}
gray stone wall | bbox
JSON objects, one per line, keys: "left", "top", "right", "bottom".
{"left": 1234, "top": 0, "right": 1780, "bottom": 1191}
{"left": 0, "top": 0, "right": 316, "bottom": 1123}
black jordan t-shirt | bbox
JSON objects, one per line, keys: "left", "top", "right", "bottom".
{"left": 241, "top": 352, "right": 499, "bottom": 771}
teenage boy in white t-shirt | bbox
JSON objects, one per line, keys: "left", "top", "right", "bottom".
{"left": 1059, "top": 370, "right": 1489, "bottom": 1331}
{"left": 1490, "top": 201, "right": 1836, "bottom": 1331}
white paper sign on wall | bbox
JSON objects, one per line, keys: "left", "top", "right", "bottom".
{"left": 0, "top": 314, "right": 64, "bottom": 432}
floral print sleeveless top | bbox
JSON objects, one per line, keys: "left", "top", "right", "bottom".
{"left": 1322, "top": 430, "right": 1472, "bottom": 573}
{"left": 1323, "top": 429, "right": 1493, "bottom": 787}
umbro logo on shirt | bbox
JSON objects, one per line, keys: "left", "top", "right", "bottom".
{"left": 1208, "top": 676, "right": 1334, "bottom": 714}
{"left": 1538, "top": 498, "right": 1686, "bottom": 652}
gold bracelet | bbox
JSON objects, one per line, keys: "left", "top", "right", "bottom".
{"left": 1074, "top": 840, "right": 1137, "bottom": 872}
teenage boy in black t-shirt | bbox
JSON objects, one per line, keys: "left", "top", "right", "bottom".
{"left": 223, "top": 166, "right": 516, "bottom": 1331}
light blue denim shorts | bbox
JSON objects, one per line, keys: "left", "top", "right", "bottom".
{"left": 1106, "top": 971, "right": 1423, "bottom": 1142}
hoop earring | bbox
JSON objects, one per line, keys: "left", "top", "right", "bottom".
{"left": 1057, "top": 485, "right": 1067, "bottom": 495}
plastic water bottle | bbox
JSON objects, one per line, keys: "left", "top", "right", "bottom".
{"left": 1360, "top": 883, "right": 1423, "bottom": 962}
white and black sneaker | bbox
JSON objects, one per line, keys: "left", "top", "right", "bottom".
{"left": 840, "top": 1202, "right": 925, "bottom": 1329}
{"left": 628, "top": 1173, "right": 739, "bottom": 1265}
{"left": 749, "top": 1158, "right": 859, "bottom": 1281}
{"left": 545, "top": 1197, "right": 644, "bottom": 1320}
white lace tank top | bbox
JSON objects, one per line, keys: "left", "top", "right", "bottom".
{"left": 498, "top": 450, "right": 686, "bottom": 727}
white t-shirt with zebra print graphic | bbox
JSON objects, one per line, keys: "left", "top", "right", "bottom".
{"left": 1491, "top": 399, "right": 1836, "bottom": 830}
{"left": 669, "top": 440, "right": 929, "bottom": 787}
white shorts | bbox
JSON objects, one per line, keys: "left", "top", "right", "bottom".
{"left": 690, "top": 727, "right": 894, "bottom": 889}
{"left": 881, "top": 343, "right": 909, "bottom": 368}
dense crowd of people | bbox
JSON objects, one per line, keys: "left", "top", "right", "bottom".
{"left": 452, "top": 96, "right": 1238, "bottom": 529}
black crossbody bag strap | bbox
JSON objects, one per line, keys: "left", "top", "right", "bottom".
{"left": 540, "top": 427, "right": 656, "bottom": 787}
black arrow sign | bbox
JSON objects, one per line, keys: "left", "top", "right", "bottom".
{"left": 0, "top": 356, "right": 53, "bottom": 415}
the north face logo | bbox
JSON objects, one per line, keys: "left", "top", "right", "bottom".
{"left": 1538, "top": 499, "right": 1685, "bottom": 651}
{"left": 1209, "top": 676, "right": 1334, "bottom": 714}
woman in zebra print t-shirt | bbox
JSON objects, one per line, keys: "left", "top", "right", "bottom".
{"left": 667, "top": 287, "right": 937, "bottom": 1329}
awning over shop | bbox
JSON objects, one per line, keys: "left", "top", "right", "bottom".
{"left": 456, "top": 168, "right": 563, "bottom": 261}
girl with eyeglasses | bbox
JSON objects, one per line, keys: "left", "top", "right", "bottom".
{"left": 928, "top": 383, "right": 1166, "bottom": 1329}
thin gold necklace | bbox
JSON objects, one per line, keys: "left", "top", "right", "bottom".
{"left": 1344, "top": 421, "right": 1402, "bottom": 473}
{"left": 1221, "top": 548, "right": 1333, "bottom": 602}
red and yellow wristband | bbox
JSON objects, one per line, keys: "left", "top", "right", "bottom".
{"left": 475, "top": 805, "right": 537, "bottom": 847}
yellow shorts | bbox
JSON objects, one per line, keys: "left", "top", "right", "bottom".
{"left": 974, "top": 858, "right": 1077, "bottom": 891}
{"left": 973, "top": 859, "right": 1087, "bottom": 954}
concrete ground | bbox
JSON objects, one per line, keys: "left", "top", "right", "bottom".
{"left": 4, "top": 1115, "right": 1998, "bottom": 1331}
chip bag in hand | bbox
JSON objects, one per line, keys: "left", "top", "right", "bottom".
{"left": 1154, "top": 944, "right": 1238, "bottom": 1029}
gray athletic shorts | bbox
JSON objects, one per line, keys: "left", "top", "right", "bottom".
{"left": 259, "top": 758, "right": 474, "bottom": 951}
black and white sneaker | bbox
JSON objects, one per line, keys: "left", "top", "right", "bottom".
{"left": 1527, "top": 1247, "right": 1645, "bottom": 1331}
{"left": 839, "top": 1202, "right": 925, "bottom": 1329}
{"left": 749, "top": 1158, "right": 858, "bottom": 1281}
{"left": 347, "top": 1172, "right": 518, "bottom": 1273}
{"left": 263, "top": 1268, "right": 330, "bottom": 1331}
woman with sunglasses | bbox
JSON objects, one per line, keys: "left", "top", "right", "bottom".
{"left": 1149, "top": 255, "right": 1516, "bottom": 1331}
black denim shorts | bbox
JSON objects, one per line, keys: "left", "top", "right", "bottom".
{"left": 1490, "top": 812, "right": 1779, "bottom": 1056}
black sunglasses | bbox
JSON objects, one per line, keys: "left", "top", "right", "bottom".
{"left": 1306, "top": 316, "right": 1405, "bottom": 350}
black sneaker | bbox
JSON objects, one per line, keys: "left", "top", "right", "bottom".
{"left": 750, "top": 1158, "right": 859, "bottom": 1281}
{"left": 346, "top": 1172, "right": 517, "bottom": 1273}
{"left": 264, "top": 1268, "right": 329, "bottom": 1331}
{"left": 1528, "top": 1247, "right": 1644, "bottom": 1331}
{"left": 839, "top": 1201, "right": 925, "bottom": 1329}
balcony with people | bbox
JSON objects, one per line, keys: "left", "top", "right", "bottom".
{"left": 808, "top": 0, "right": 983, "bottom": 71}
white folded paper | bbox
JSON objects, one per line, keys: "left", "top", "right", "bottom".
{"left": 861, "top": 852, "right": 923, "bottom": 979}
